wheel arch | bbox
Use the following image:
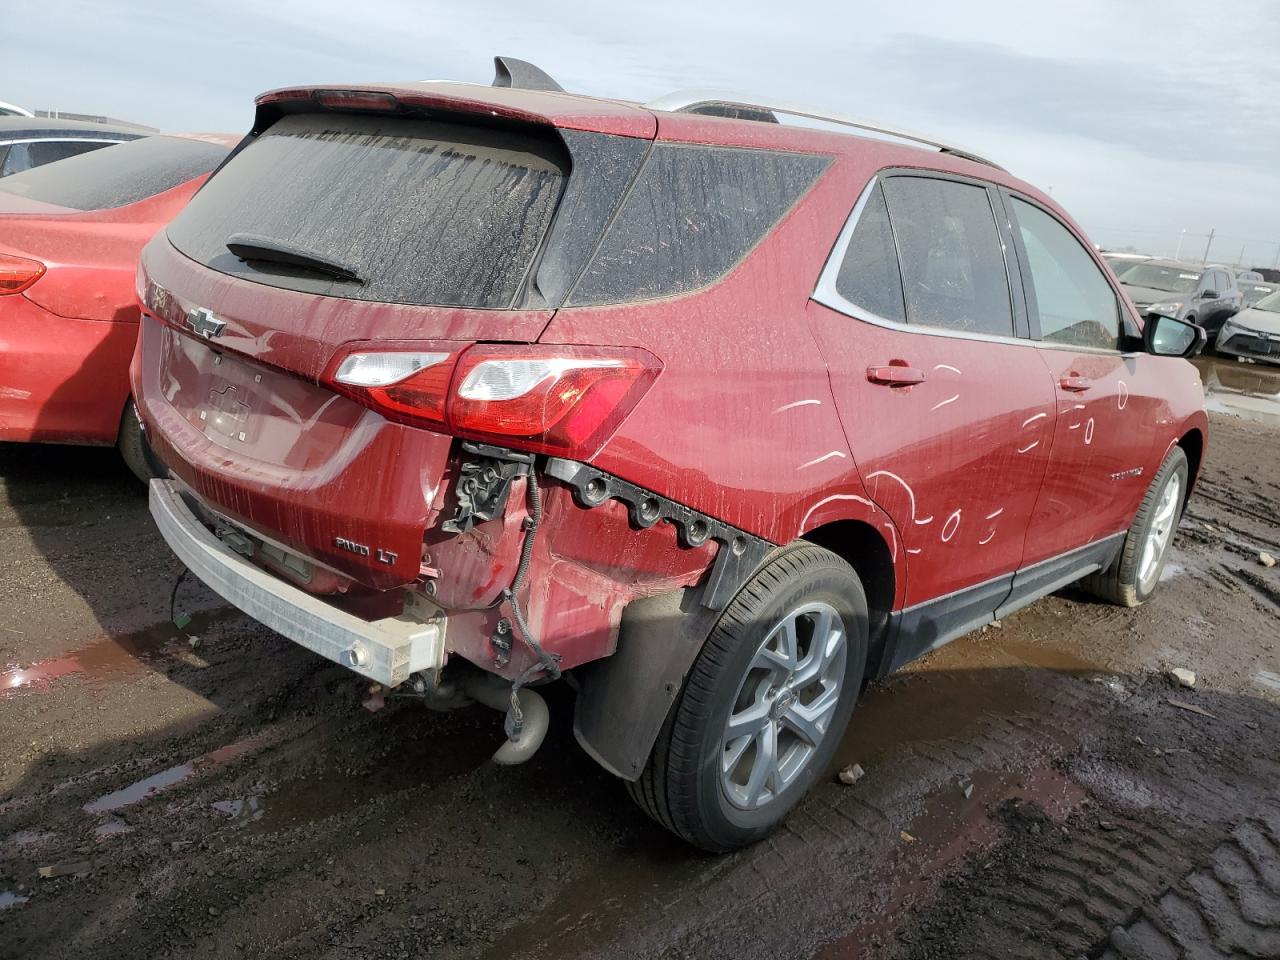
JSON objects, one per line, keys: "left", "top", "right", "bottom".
{"left": 800, "top": 518, "right": 898, "bottom": 679}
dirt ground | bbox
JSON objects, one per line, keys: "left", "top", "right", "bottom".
{"left": 2, "top": 355, "right": 1279, "bottom": 960}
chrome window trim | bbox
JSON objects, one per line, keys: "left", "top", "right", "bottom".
{"left": 0, "top": 137, "right": 128, "bottom": 147}
{"left": 813, "top": 174, "right": 1032, "bottom": 349}
{"left": 816, "top": 172, "right": 1151, "bottom": 359}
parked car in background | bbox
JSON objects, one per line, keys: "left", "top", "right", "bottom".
{"left": 0, "top": 116, "right": 148, "bottom": 178}
{"left": 1236, "top": 270, "right": 1264, "bottom": 282}
{"left": 1237, "top": 276, "right": 1278, "bottom": 307}
{"left": 0, "top": 134, "right": 235, "bottom": 479}
{"left": 1216, "top": 288, "right": 1280, "bottom": 364}
{"left": 134, "top": 63, "right": 1208, "bottom": 851}
{"left": 1101, "top": 252, "right": 1151, "bottom": 277}
{"left": 1117, "top": 259, "right": 1242, "bottom": 335}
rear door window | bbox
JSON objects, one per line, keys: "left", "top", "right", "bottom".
{"left": 166, "top": 114, "right": 568, "bottom": 310}
{"left": 1010, "top": 197, "right": 1121, "bottom": 351}
{"left": 567, "top": 144, "right": 830, "bottom": 306}
{"left": 0, "top": 136, "right": 224, "bottom": 209}
{"left": 832, "top": 181, "right": 906, "bottom": 323}
{"left": 881, "top": 176, "right": 1014, "bottom": 337}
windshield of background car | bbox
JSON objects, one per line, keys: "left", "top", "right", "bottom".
{"left": 0, "top": 136, "right": 227, "bottom": 210}
{"left": 1252, "top": 289, "right": 1280, "bottom": 313}
{"left": 1121, "top": 264, "right": 1201, "bottom": 293}
{"left": 1104, "top": 258, "right": 1141, "bottom": 277}
{"left": 166, "top": 113, "right": 569, "bottom": 310}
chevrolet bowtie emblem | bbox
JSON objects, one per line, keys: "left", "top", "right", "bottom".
{"left": 186, "top": 307, "right": 227, "bottom": 340}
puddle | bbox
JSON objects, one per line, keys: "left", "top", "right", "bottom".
{"left": 1, "top": 608, "right": 229, "bottom": 698}
{"left": 814, "top": 767, "right": 1087, "bottom": 958}
{"left": 0, "top": 890, "right": 30, "bottom": 910}
{"left": 1255, "top": 670, "right": 1280, "bottom": 694}
{"left": 1192, "top": 355, "right": 1280, "bottom": 426}
{"left": 212, "top": 796, "right": 264, "bottom": 823}
{"left": 92, "top": 819, "right": 133, "bottom": 841}
{"left": 83, "top": 723, "right": 295, "bottom": 814}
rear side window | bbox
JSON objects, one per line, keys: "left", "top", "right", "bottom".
{"left": 833, "top": 181, "right": 906, "bottom": 323}
{"left": 882, "top": 176, "right": 1014, "bottom": 337}
{"left": 167, "top": 114, "right": 568, "bottom": 310}
{"left": 0, "top": 139, "right": 111, "bottom": 177}
{"left": 1011, "top": 197, "right": 1121, "bottom": 351}
{"left": 0, "top": 137, "right": 224, "bottom": 210}
{"left": 567, "top": 144, "right": 830, "bottom": 306}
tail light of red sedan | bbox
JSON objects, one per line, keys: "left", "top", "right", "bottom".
{"left": 325, "top": 343, "right": 661, "bottom": 458}
{"left": 0, "top": 254, "right": 45, "bottom": 295}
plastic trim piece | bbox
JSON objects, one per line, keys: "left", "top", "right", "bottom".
{"left": 149, "top": 480, "right": 445, "bottom": 688}
{"left": 544, "top": 458, "right": 773, "bottom": 610}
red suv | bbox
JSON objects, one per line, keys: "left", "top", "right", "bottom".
{"left": 134, "top": 60, "right": 1208, "bottom": 851}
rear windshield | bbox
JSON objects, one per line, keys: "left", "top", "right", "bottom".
{"left": 166, "top": 114, "right": 568, "bottom": 310}
{"left": 0, "top": 137, "right": 227, "bottom": 211}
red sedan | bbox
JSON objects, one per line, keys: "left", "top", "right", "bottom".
{"left": 0, "top": 133, "right": 234, "bottom": 478}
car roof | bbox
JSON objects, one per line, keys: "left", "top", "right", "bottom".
{"left": 0, "top": 115, "right": 149, "bottom": 140}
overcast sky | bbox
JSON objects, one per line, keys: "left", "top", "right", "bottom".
{"left": 9, "top": 0, "right": 1279, "bottom": 265}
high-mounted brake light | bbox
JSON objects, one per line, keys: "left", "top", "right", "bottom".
{"left": 0, "top": 254, "right": 45, "bottom": 295}
{"left": 313, "top": 90, "right": 400, "bottom": 112}
{"left": 323, "top": 343, "right": 661, "bottom": 458}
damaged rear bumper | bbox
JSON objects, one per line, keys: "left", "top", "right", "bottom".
{"left": 149, "top": 479, "right": 445, "bottom": 687}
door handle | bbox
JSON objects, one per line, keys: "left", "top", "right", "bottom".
{"left": 1058, "top": 375, "right": 1091, "bottom": 392}
{"left": 867, "top": 364, "right": 926, "bottom": 386}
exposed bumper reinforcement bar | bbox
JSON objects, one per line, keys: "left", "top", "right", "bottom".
{"left": 149, "top": 480, "right": 445, "bottom": 688}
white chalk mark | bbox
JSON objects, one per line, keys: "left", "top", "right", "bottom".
{"left": 978, "top": 530, "right": 996, "bottom": 545}
{"left": 906, "top": 548, "right": 922, "bottom": 555}
{"left": 867, "top": 470, "right": 921, "bottom": 523}
{"left": 941, "top": 509, "right": 961, "bottom": 543}
{"left": 933, "top": 363, "right": 962, "bottom": 375}
{"left": 1084, "top": 418, "right": 1095, "bottom": 445}
{"left": 798, "top": 450, "right": 847, "bottom": 470}
{"left": 929, "top": 394, "right": 960, "bottom": 412}
{"left": 1021, "top": 412, "right": 1048, "bottom": 427}
{"left": 1118, "top": 380, "right": 1129, "bottom": 411}
{"left": 772, "top": 398, "right": 821, "bottom": 414}
{"left": 1017, "top": 440, "right": 1040, "bottom": 454}
{"left": 1073, "top": 403, "right": 1086, "bottom": 410}
{"left": 800, "top": 493, "right": 875, "bottom": 528}
{"left": 1068, "top": 423, "right": 1082, "bottom": 431}
{"left": 883, "top": 521, "right": 899, "bottom": 562}
{"left": 985, "top": 508, "right": 1005, "bottom": 519}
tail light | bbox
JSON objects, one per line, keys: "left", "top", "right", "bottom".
{"left": 324, "top": 343, "right": 661, "bottom": 458}
{"left": 0, "top": 254, "right": 45, "bottom": 295}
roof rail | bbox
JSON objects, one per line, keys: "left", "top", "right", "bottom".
{"left": 644, "top": 89, "right": 1003, "bottom": 171}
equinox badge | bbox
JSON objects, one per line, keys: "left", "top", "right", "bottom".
{"left": 186, "top": 307, "right": 227, "bottom": 340}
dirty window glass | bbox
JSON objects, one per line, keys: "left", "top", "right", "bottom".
{"left": 167, "top": 114, "right": 568, "bottom": 309}
{"left": 568, "top": 144, "right": 830, "bottom": 306}
{"left": 1011, "top": 198, "right": 1120, "bottom": 351}
{"left": 0, "top": 139, "right": 109, "bottom": 177}
{"left": 881, "top": 177, "right": 1014, "bottom": 336}
{"left": 0, "top": 137, "right": 221, "bottom": 209}
{"left": 834, "top": 181, "right": 906, "bottom": 323}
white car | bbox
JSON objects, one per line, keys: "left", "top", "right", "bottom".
{"left": 1216, "top": 289, "right": 1280, "bottom": 365}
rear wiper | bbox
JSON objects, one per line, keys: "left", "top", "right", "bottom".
{"left": 225, "top": 234, "right": 363, "bottom": 284}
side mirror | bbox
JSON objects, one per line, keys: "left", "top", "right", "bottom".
{"left": 1144, "top": 312, "right": 1205, "bottom": 358}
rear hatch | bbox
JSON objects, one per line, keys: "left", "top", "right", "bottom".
{"left": 137, "top": 86, "right": 656, "bottom": 593}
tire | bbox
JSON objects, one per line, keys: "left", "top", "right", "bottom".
{"left": 116, "top": 399, "right": 166, "bottom": 484}
{"left": 627, "top": 543, "right": 868, "bottom": 852}
{"left": 1081, "top": 446, "right": 1188, "bottom": 607}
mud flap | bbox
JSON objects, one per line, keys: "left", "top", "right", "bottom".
{"left": 572, "top": 586, "right": 723, "bottom": 781}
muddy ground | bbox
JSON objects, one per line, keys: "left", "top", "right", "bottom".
{"left": 2, "top": 354, "right": 1279, "bottom": 959}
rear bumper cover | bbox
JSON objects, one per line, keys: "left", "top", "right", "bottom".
{"left": 150, "top": 479, "right": 445, "bottom": 687}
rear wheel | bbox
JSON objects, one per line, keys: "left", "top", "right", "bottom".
{"left": 1082, "top": 447, "right": 1188, "bottom": 607}
{"left": 628, "top": 544, "right": 868, "bottom": 851}
{"left": 117, "top": 399, "right": 165, "bottom": 484}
